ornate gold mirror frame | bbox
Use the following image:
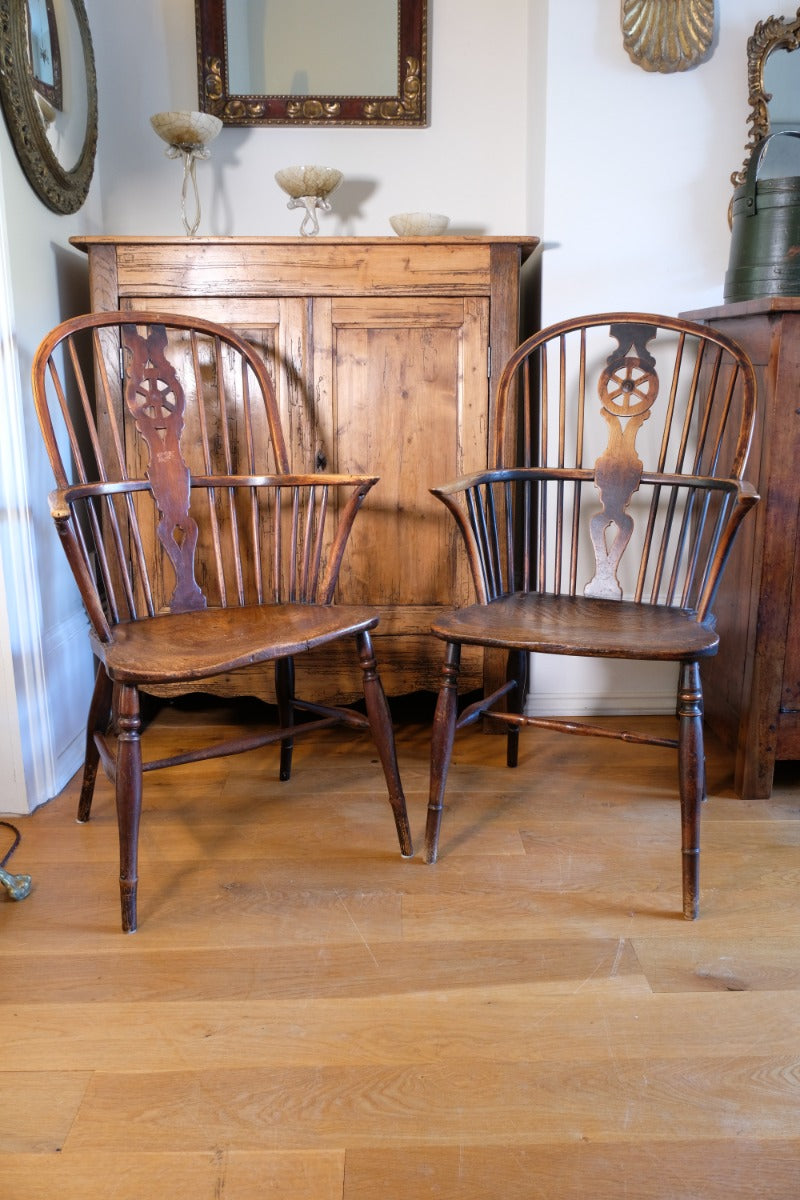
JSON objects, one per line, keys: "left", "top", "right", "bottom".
{"left": 732, "top": 5, "right": 800, "bottom": 188}
{"left": 195, "top": 0, "right": 427, "bottom": 127}
{"left": 0, "top": 0, "right": 98, "bottom": 213}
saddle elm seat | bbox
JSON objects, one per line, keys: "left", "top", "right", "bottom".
{"left": 94, "top": 604, "right": 383, "bottom": 684}
{"left": 431, "top": 594, "right": 720, "bottom": 660}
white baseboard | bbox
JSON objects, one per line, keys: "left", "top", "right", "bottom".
{"left": 42, "top": 611, "right": 94, "bottom": 798}
{"left": 523, "top": 656, "right": 679, "bottom": 718}
{"left": 526, "top": 690, "right": 677, "bottom": 717}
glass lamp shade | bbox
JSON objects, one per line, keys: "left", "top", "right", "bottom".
{"left": 150, "top": 110, "right": 222, "bottom": 236}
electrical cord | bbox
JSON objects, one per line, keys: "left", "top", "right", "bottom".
{"left": 0, "top": 820, "right": 32, "bottom": 901}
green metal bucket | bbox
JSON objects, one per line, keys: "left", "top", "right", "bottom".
{"left": 725, "top": 131, "right": 800, "bottom": 303}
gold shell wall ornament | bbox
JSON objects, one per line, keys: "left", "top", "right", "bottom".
{"left": 622, "top": 0, "right": 715, "bottom": 73}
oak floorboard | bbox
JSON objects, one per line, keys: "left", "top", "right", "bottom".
{"left": 0, "top": 937, "right": 646, "bottom": 1002}
{"left": 1, "top": 711, "right": 799, "bottom": 1196}
{"left": 0, "top": 1150, "right": 345, "bottom": 1199}
{"left": 5, "top": 991, "right": 800, "bottom": 1072}
{"left": 63, "top": 1056, "right": 800, "bottom": 1152}
{"left": 343, "top": 1141, "right": 800, "bottom": 1199}
{"left": 632, "top": 933, "right": 800, "bottom": 992}
{"left": 0, "top": 1073, "right": 90, "bottom": 1152}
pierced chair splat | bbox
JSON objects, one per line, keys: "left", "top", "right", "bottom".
{"left": 424, "top": 313, "right": 759, "bottom": 919}
{"left": 32, "top": 310, "right": 412, "bottom": 932}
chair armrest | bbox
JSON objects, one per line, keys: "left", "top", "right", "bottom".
{"left": 48, "top": 488, "right": 70, "bottom": 521}
{"left": 48, "top": 490, "right": 112, "bottom": 641}
{"left": 432, "top": 466, "right": 595, "bottom": 501}
{"left": 205, "top": 473, "right": 380, "bottom": 605}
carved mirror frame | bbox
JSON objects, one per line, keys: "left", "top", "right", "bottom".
{"left": 732, "top": 5, "right": 800, "bottom": 187}
{"left": 0, "top": 0, "right": 98, "bottom": 213}
{"left": 195, "top": 0, "right": 427, "bottom": 127}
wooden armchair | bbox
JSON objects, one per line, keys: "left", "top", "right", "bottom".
{"left": 424, "top": 313, "right": 758, "bottom": 918}
{"left": 32, "top": 311, "right": 412, "bottom": 931}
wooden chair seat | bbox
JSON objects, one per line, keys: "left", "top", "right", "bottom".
{"left": 93, "top": 604, "right": 380, "bottom": 685}
{"left": 432, "top": 594, "right": 719, "bottom": 660}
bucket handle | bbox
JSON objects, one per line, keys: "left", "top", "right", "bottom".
{"left": 742, "top": 130, "right": 800, "bottom": 216}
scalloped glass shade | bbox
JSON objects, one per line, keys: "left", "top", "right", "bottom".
{"left": 274, "top": 165, "right": 343, "bottom": 200}
{"left": 150, "top": 110, "right": 222, "bottom": 150}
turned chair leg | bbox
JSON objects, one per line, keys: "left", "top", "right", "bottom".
{"left": 77, "top": 663, "right": 113, "bottom": 824}
{"left": 275, "top": 656, "right": 295, "bottom": 782}
{"left": 356, "top": 630, "right": 413, "bottom": 858}
{"left": 678, "top": 660, "right": 704, "bottom": 920}
{"left": 115, "top": 684, "right": 143, "bottom": 933}
{"left": 425, "top": 641, "right": 461, "bottom": 863}
{"left": 506, "top": 649, "right": 529, "bottom": 768}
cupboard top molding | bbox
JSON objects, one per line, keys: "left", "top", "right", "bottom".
{"left": 71, "top": 236, "right": 539, "bottom": 253}
{"left": 71, "top": 236, "right": 540, "bottom": 298}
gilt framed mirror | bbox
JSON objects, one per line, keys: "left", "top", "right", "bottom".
{"left": 0, "top": 0, "right": 98, "bottom": 213}
{"left": 732, "top": 6, "right": 800, "bottom": 187}
{"left": 195, "top": 0, "right": 427, "bottom": 127}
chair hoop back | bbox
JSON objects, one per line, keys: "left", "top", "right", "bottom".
{"left": 32, "top": 311, "right": 375, "bottom": 636}
{"left": 442, "top": 313, "right": 758, "bottom": 618}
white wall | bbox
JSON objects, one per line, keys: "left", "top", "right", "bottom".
{"left": 0, "top": 0, "right": 779, "bottom": 809}
{"left": 527, "top": 0, "right": 768, "bottom": 715}
{"left": 93, "top": 0, "right": 536, "bottom": 237}
{"left": 540, "top": 1, "right": 762, "bottom": 320}
{"left": 0, "top": 0, "right": 104, "bottom": 813}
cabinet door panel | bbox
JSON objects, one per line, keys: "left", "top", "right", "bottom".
{"left": 323, "top": 296, "right": 489, "bottom": 610}
{"left": 125, "top": 295, "right": 318, "bottom": 473}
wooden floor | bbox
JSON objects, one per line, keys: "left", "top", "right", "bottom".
{"left": 2, "top": 697, "right": 800, "bottom": 1198}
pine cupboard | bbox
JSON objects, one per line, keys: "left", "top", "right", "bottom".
{"left": 72, "top": 235, "right": 539, "bottom": 703}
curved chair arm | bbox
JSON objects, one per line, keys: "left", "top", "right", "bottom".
{"left": 207, "top": 471, "right": 379, "bottom": 605}
{"left": 693, "top": 478, "right": 759, "bottom": 621}
{"left": 49, "top": 489, "right": 113, "bottom": 642}
{"left": 294, "top": 473, "right": 379, "bottom": 603}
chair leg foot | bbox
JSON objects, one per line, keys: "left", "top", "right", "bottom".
{"left": 77, "top": 765, "right": 99, "bottom": 825}
{"left": 77, "top": 664, "right": 113, "bottom": 823}
{"left": 682, "top": 849, "right": 700, "bottom": 920}
{"left": 120, "top": 879, "right": 138, "bottom": 934}
{"left": 115, "top": 684, "right": 143, "bottom": 933}
{"left": 275, "top": 657, "right": 295, "bottom": 782}
{"left": 425, "top": 642, "right": 461, "bottom": 863}
{"left": 678, "top": 661, "right": 704, "bottom": 920}
{"left": 506, "top": 649, "right": 528, "bottom": 769}
{"left": 357, "top": 631, "right": 413, "bottom": 857}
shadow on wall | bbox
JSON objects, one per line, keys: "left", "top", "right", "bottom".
{"left": 52, "top": 242, "right": 90, "bottom": 323}
{"left": 331, "top": 178, "right": 377, "bottom": 233}
{"left": 208, "top": 128, "right": 248, "bottom": 236}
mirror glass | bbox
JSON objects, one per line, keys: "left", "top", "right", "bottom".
{"left": 762, "top": 45, "right": 800, "bottom": 175}
{"left": 196, "top": 0, "right": 427, "bottom": 127}
{"left": 226, "top": 0, "right": 398, "bottom": 96}
{"left": 733, "top": 9, "right": 800, "bottom": 188}
{"left": 34, "top": 0, "right": 90, "bottom": 172}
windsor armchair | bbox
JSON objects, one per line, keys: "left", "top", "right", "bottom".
{"left": 32, "top": 311, "right": 412, "bottom": 931}
{"left": 424, "top": 313, "right": 758, "bottom": 918}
